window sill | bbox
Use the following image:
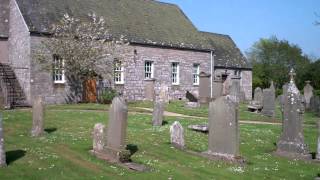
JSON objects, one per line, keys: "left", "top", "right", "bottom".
{"left": 115, "top": 83, "right": 125, "bottom": 85}
{"left": 144, "top": 78, "right": 155, "bottom": 81}
{"left": 172, "top": 83, "right": 180, "bottom": 86}
{"left": 193, "top": 84, "right": 199, "bottom": 87}
{"left": 54, "top": 81, "right": 66, "bottom": 84}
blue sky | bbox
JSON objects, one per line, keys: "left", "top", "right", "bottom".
{"left": 159, "top": 0, "right": 320, "bottom": 59}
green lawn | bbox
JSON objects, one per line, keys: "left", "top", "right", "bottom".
{"left": 0, "top": 103, "right": 319, "bottom": 179}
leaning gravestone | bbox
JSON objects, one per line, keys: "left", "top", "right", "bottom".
{"left": 303, "top": 81, "right": 314, "bottom": 110}
{"left": 170, "top": 121, "right": 185, "bottom": 149}
{"left": 152, "top": 99, "right": 165, "bottom": 126}
{"left": 92, "top": 123, "right": 106, "bottom": 153}
{"left": 254, "top": 87, "right": 263, "bottom": 105}
{"left": 0, "top": 96, "right": 6, "bottom": 167}
{"left": 204, "top": 95, "right": 240, "bottom": 161}
{"left": 276, "top": 69, "right": 310, "bottom": 159}
{"left": 104, "top": 96, "right": 130, "bottom": 162}
{"left": 31, "top": 96, "right": 45, "bottom": 137}
{"left": 261, "top": 88, "right": 275, "bottom": 117}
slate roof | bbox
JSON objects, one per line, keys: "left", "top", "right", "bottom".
{"left": 0, "top": 0, "right": 9, "bottom": 38}
{"left": 201, "top": 31, "right": 251, "bottom": 69}
{"left": 0, "top": 0, "right": 251, "bottom": 69}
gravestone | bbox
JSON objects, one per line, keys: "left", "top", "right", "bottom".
{"left": 170, "top": 121, "right": 185, "bottom": 149}
{"left": 105, "top": 96, "right": 130, "bottom": 162}
{"left": 212, "top": 79, "right": 223, "bottom": 100}
{"left": 152, "top": 99, "right": 165, "bottom": 126}
{"left": 229, "top": 77, "right": 241, "bottom": 103}
{"left": 0, "top": 96, "right": 6, "bottom": 167}
{"left": 254, "top": 87, "right": 263, "bottom": 105}
{"left": 317, "top": 121, "right": 320, "bottom": 160}
{"left": 205, "top": 95, "right": 239, "bottom": 159}
{"left": 276, "top": 69, "right": 310, "bottom": 159}
{"left": 314, "top": 96, "right": 320, "bottom": 113}
{"left": 31, "top": 96, "right": 45, "bottom": 137}
{"left": 199, "top": 72, "right": 211, "bottom": 105}
{"left": 261, "top": 88, "right": 275, "bottom": 117}
{"left": 303, "top": 81, "right": 314, "bottom": 110}
{"left": 92, "top": 123, "right": 106, "bottom": 153}
{"left": 144, "top": 79, "right": 155, "bottom": 101}
{"left": 159, "top": 85, "right": 169, "bottom": 103}
{"left": 222, "top": 76, "right": 231, "bottom": 96}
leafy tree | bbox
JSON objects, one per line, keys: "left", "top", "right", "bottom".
{"left": 246, "top": 36, "right": 311, "bottom": 91}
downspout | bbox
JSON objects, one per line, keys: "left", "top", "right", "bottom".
{"left": 210, "top": 51, "right": 214, "bottom": 98}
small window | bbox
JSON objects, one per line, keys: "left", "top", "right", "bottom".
{"left": 145, "top": 61, "right": 154, "bottom": 79}
{"left": 114, "top": 60, "right": 124, "bottom": 84}
{"left": 171, "top": 62, "right": 180, "bottom": 85}
{"left": 53, "top": 55, "right": 65, "bottom": 84}
{"left": 193, "top": 64, "right": 200, "bottom": 85}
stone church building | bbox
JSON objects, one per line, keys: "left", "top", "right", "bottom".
{"left": 0, "top": 0, "right": 252, "bottom": 106}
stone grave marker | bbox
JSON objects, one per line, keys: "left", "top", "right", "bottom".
{"left": 170, "top": 121, "right": 185, "bottom": 149}
{"left": 185, "top": 91, "right": 199, "bottom": 108}
{"left": 303, "top": 81, "right": 314, "bottom": 110}
{"left": 159, "top": 85, "right": 169, "bottom": 103}
{"left": 254, "top": 87, "right": 263, "bottom": 105}
{"left": 152, "top": 99, "right": 165, "bottom": 126}
{"left": 31, "top": 96, "right": 45, "bottom": 137}
{"left": 199, "top": 72, "right": 211, "bottom": 105}
{"left": 317, "top": 121, "right": 320, "bottom": 160}
{"left": 212, "top": 79, "right": 223, "bottom": 100}
{"left": 276, "top": 69, "right": 310, "bottom": 159}
{"left": 229, "top": 77, "right": 241, "bottom": 103}
{"left": 92, "top": 123, "right": 106, "bottom": 153}
{"left": 0, "top": 96, "right": 6, "bottom": 167}
{"left": 204, "top": 95, "right": 240, "bottom": 160}
{"left": 261, "top": 88, "right": 275, "bottom": 117}
{"left": 144, "top": 79, "right": 155, "bottom": 101}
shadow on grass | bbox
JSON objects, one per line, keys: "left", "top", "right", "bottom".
{"left": 126, "top": 144, "right": 139, "bottom": 155}
{"left": 45, "top": 128, "right": 57, "bottom": 134}
{"left": 6, "top": 150, "right": 26, "bottom": 165}
{"left": 162, "top": 121, "right": 169, "bottom": 125}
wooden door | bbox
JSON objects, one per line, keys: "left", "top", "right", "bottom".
{"left": 83, "top": 79, "right": 97, "bottom": 103}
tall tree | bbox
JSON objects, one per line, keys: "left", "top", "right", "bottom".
{"left": 246, "top": 36, "right": 311, "bottom": 91}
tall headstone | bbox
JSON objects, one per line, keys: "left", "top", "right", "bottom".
{"left": 152, "top": 99, "right": 165, "bottom": 126}
{"left": 317, "top": 121, "right": 320, "bottom": 160}
{"left": 206, "top": 95, "right": 239, "bottom": 159}
{"left": 254, "top": 87, "right": 263, "bottom": 105}
{"left": 31, "top": 96, "right": 45, "bottom": 137}
{"left": 229, "top": 77, "right": 241, "bottom": 103}
{"left": 170, "top": 121, "right": 185, "bottom": 149}
{"left": 276, "top": 69, "right": 310, "bottom": 159}
{"left": 314, "top": 96, "right": 320, "bottom": 113}
{"left": 104, "top": 97, "right": 130, "bottom": 162}
{"left": 92, "top": 123, "right": 106, "bottom": 153}
{"left": 159, "top": 85, "right": 169, "bottom": 103}
{"left": 0, "top": 96, "right": 6, "bottom": 167}
{"left": 303, "top": 81, "right": 314, "bottom": 110}
{"left": 261, "top": 88, "right": 275, "bottom": 117}
{"left": 199, "top": 72, "right": 211, "bottom": 105}
{"left": 212, "top": 79, "right": 223, "bottom": 100}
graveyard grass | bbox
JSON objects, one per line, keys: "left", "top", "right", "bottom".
{"left": 0, "top": 102, "right": 320, "bottom": 179}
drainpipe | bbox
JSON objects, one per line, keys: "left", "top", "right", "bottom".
{"left": 210, "top": 51, "right": 214, "bottom": 98}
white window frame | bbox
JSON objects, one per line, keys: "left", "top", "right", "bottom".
{"left": 171, "top": 62, "right": 180, "bottom": 85}
{"left": 144, "top": 61, "right": 154, "bottom": 79}
{"left": 114, "top": 61, "right": 124, "bottom": 84}
{"left": 193, "top": 64, "right": 200, "bottom": 85}
{"left": 53, "top": 55, "right": 65, "bottom": 84}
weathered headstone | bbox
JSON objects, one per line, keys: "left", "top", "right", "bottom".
{"left": 152, "top": 99, "right": 165, "bottom": 126}
{"left": 303, "top": 81, "right": 314, "bottom": 110}
{"left": 254, "top": 87, "right": 263, "bottom": 105}
{"left": 159, "top": 85, "right": 169, "bottom": 103}
{"left": 0, "top": 96, "right": 6, "bottom": 167}
{"left": 261, "top": 88, "right": 275, "bottom": 117}
{"left": 229, "top": 77, "right": 241, "bottom": 103}
{"left": 92, "top": 123, "right": 106, "bottom": 153}
{"left": 186, "top": 91, "right": 198, "bottom": 102}
{"left": 31, "top": 96, "right": 45, "bottom": 137}
{"left": 222, "top": 76, "right": 231, "bottom": 96}
{"left": 170, "top": 121, "right": 185, "bottom": 149}
{"left": 105, "top": 96, "right": 130, "bottom": 162}
{"left": 317, "top": 121, "right": 320, "bottom": 160}
{"left": 276, "top": 69, "right": 310, "bottom": 159}
{"left": 314, "top": 96, "right": 320, "bottom": 113}
{"left": 199, "top": 72, "right": 211, "bottom": 105}
{"left": 212, "top": 79, "right": 223, "bottom": 100}
{"left": 205, "top": 95, "right": 239, "bottom": 159}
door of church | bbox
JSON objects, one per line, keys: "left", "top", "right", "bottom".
{"left": 83, "top": 79, "right": 97, "bottom": 103}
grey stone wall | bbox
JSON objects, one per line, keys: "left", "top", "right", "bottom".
{"left": 27, "top": 38, "right": 252, "bottom": 104}
{"left": 0, "top": 40, "right": 8, "bottom": 63}
{"left": 8, "top": 0, "right": 31, "bottom": 105}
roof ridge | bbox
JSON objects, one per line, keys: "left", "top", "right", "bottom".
{"left": 200, "top": 31, "right": 230, "bottom": 37}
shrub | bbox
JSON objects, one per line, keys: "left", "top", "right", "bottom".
{"left": 98, "top": 89, "right": 117, "bottom": 104}
{"left": 314, "top": 89, "right": 320, "bottom": 97}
